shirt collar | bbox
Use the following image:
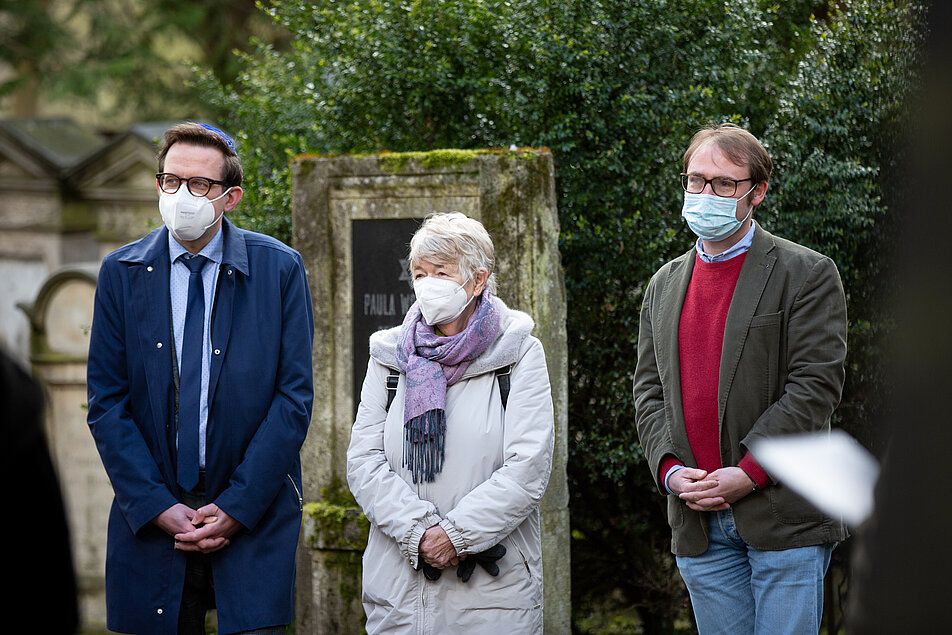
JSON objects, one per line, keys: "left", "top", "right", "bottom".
{"left": 168, "top": 227, "right": 225, "bottom": 266}
{"left": 696, "top": 222, "right": 756, "bottom": 263}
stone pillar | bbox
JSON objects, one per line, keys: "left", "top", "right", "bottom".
{"left": 19, "top": 264, "right": 111, "bottom": 628}
{"left": 291, "top": 149, "right": 570, "bottom": 634}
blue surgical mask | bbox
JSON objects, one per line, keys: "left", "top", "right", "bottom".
{"left": 681, "top": 186, "right": 755, "bottom": 242}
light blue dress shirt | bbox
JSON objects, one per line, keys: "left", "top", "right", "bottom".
{"left": 695, "top": 222, "right": 756, "bottom": 263}
{"left": 169, "top": 229, "right": 223, "bottom": 469}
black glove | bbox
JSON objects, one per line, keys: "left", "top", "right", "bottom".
{"left": 457, "top": 555, "right": 477, "bottom": 582}
{"left": 457, "top": 544, "right": 507, "bottom": 583}
{"left": 415, "top": 558, "right": 442, "bottom": 581}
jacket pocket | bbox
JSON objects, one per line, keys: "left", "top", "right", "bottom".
{"left": 508, "top": 540, "right": 544, "bottom": 609}
{"left": 511, "top": 541, "right": 533, "bottom": 579}
{"left": 767, "top": 482, "right": 825, "bottom": 524}
{"left": 454, "top": 535, "right": 541, "bottom": 610}
{"left": 749, "top": 310, "right": 782, "bottom": 328}
{"left": 286, "top": 474, "right": 303, "bottom": 511}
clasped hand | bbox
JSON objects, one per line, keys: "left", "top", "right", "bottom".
{"left": 670, "top": 466, "right": 756, "bottom": 512}
{"left": 153, "top": 502, "right": 243, "bottom": 554}
{"left": 419, "top": 525, "right": 463, "bottom": 569}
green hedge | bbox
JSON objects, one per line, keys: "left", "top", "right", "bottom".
{"left": 200, "top": 0, "right": 925, "bottom": 629}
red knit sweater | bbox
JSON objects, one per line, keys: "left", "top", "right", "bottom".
{"left": 659, "top": 252, "right": 769, "bottom": 489}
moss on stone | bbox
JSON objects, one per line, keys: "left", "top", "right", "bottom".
{"left": 376, "top": 148, "right": 477, "bottom": 173}
{"left": 304, "top": 478, "right": 369, "bottom": 551}
{"left": 373, "top": 147, "right": 549, "bottom": 173}
{"left": 304, "top": 500, "right": 369, "bottom": 551}
{"left": 293, "top": 147, "right": 551, "bottom": 175}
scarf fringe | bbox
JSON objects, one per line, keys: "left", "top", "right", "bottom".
{"left": 404, "top": 409, "right": 447, "bottom": 483}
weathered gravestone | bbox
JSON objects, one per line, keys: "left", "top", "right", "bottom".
{"left": 291, "top": 149, "right": 570, "bottom": 634}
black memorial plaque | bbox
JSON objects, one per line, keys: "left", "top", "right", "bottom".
{"left": 352, "top": 218, "right": 422, "bottom": 413}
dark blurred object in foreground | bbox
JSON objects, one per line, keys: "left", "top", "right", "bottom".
{"left": 846, "top": 2, "right": 952, "bottom": 632}
{"left": 0, "top": 349, "right": 79, "bottom": 633}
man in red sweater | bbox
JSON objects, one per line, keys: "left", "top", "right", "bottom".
{"left": 634, "top": 123, "right": 848, "bottom": 634}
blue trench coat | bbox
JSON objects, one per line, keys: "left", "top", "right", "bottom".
{"left": 86, "top": 219, "right": 314, "bottom": 634}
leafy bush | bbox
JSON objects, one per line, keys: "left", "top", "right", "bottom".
{"left": 765, "top": 0, "right": 927, "bottom": 456}
{"left": 200, "top": 0, "right": 926, "bottom": 630}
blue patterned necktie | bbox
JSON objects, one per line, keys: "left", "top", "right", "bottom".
{"left": 177, "top": 254, "right": 207, "bottom": 492}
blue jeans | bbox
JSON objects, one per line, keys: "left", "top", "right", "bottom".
{"left": 676, "top": 509, "right": 834, "bottom": 635}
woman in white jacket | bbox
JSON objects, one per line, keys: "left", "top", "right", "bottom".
{"left": 347, "top": 212, "right": 554, "bottom": 634}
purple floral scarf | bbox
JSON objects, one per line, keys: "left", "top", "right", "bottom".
{"left": 396, "top": 292, "right": 501, "bottom": 483}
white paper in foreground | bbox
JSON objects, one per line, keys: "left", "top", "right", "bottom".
{"left": 749, "top": 429, "right": 880, "bottom": 527}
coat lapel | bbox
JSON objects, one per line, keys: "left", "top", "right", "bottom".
{"left": 207, "top": 265, "right": 234, "bottom": 411}
{"left": 207, "top": 220, "right": 249, "bottom": 414}
{"left": 718, "top": 222, "right": 777, "bottom": 419}
{"left": 656, "top": 247, "right": 696, "bottom": 456}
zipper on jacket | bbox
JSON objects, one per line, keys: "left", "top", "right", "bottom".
{"left": 287, "top": 474, "right": 303, "bottom": 510}
{"left": 514, "top": 542, "right": 531, "bottom": 575}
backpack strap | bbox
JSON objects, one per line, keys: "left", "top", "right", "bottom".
{"left": 385, "top": 368, "right": 400, "bottom": 412}
{"left": 495, "top": 365, "right": 512, "bottom": 410}
{"left": 384, "top": 364, "right": 512, "bottom": 412}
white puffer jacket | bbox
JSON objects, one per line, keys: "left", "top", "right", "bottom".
{"left": 347, "top": 298, "right": 554, "bottom": 634}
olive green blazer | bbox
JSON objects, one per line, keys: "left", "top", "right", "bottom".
{"left": 634, "top": 222, "right": 849, "bottom": 556}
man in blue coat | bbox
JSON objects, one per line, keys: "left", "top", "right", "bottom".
{"left": 87, "top": 122, "right": 314, "bottom": 635}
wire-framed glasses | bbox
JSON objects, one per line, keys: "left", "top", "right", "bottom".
{"left": 680, "top": 173, "right": 753, "bottom": 198}
{"left": 156, "top": 172, "right": 227, "bottom": 197}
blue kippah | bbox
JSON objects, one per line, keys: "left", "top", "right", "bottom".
{"left": 199, "top": 123, "right": 236, "bottom": 153}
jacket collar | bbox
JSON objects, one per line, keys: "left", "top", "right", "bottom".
{"left": 746, "top": 220, "right": 777, "bottom": 261}
{"left": 118, "top": 218, "right": 250, "bottom": 276}
{"left": 220, "top": 219, "right": 250, "bottom": 276}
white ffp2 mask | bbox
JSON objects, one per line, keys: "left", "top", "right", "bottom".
{"left": 413, "top": 276, "right": 474, "bottom": 326}
{"left": 159, "top": 187, "right": 231, "bottom": 242}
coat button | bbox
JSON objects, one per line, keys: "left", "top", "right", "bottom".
{"left": 157, "top": 608, "right": 164, "bottom": 615}
{"left": 227, "top": 269, "right": 233, "bottom": 275}
{"left": 214, "top": 349, "right": 221, "bottom": 355}
{"left": 156, "top": 342, "right": 163, "bottom": 349}
{"left": 147, "top": 266, "right": 153, "bottom": 272}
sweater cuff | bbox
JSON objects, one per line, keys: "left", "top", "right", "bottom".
{"left": 738, "top": 452, "right": 770, "bottom": 490}
{"left": 438, "top": 518, "right": 467, "bottom": 555}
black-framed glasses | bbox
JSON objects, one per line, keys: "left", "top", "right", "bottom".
{"left": 680, "top": 173, "right": 753, "bottom": 198}
{"left": 156, "top": 172, "right": 227, "bottom": 197}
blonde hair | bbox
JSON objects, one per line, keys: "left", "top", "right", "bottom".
{"left": 408, "top": 212, "right": 497, "bottom": 294}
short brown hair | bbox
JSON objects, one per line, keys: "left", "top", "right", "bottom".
{"left": 682, "top": 123, "right": 772, "bottom": 185}
{"left": 157, "top": 122, "right": 243, "bottom": 188}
